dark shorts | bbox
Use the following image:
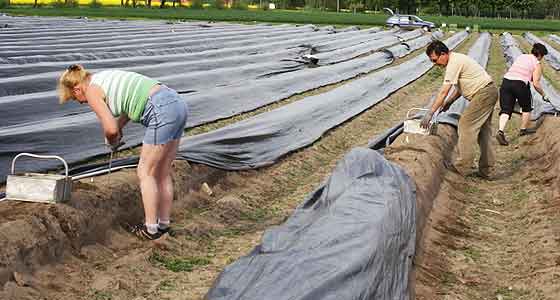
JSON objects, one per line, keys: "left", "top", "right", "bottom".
{"left": 499, "top": 78, "right": 532, "bottom": 116}
{"left": 140, "top": 86, "right": 188, "bottom": 145}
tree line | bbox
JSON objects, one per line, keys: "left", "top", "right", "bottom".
{"left": 281, "top": 0, "right": 560, "bottom": 19}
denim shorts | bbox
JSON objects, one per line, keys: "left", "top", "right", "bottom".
{"left": 140, "top": 86, "right": 188, "bottom": 145}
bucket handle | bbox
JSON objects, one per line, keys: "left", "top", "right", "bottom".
{"left": 11, "top": 153, "right": 69, "bottom": 178}
{"left": 406, "top": 108, "right": 429, "bottom": 119}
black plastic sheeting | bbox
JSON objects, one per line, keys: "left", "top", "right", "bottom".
{"left": 550, "top": 34, "right": 560, "bottom": 46}
{"left": 0, "top": 26, "right": 442, "bottom": 182}
{"left": 177, "top": 32, "right": 467, "bottom": 170}
{"left": 0, "top": 22, "right": 285, "bottom": 46}
{"left": 0, "top": 27, "right": 340, "bottom": 78}
{"left": 313, "top": 29, "right": 423, "bottom": 65}
{"left": 369, "top": 32, "right": 492, "bottom": 150}
{"left": 0, "top": 28, "right": 387, "bottom": 97}
{"left": 0, "top": 23, "right": 262, "bottom": 45}
{"left": 206, "top": 148, "right": 416, "bottom": 300}
{"left": 1, "top": 26, "right": 327, "bottom": 65}
{"left": 184, "top": 31, "right": 444, "bottom": 128}
{"left": 0, "top": 26, "right": 320, "bottom": 59}
{"left": 523, "top": 32, "right": 560, "bottom": 70}
{"left": 501, "top": 33, "right": 560, "bottom": 120}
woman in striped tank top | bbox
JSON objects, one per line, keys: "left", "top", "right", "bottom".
{"left": 496, "top": 43, "right": 549, "bottom": 146}
{"left": 58, "top": 64, "right": 188, "bottom": 241}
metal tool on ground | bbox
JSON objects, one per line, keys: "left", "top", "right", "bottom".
{"left": 106, "top": 140, "right": 125, "bottom": 186}
{"left": 404, "top": 108, "right": 439, "bottom": 135}
{"left": 6, "top": 153, "right": 72, "bottom": 203}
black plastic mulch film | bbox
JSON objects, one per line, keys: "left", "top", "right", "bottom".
{"left": 0, "top": 15, "right": 444, "bottom": 182}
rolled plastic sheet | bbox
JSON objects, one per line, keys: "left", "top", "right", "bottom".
{"left": 176, "top": 32, "right": 467, "bottom": 170}
{"left": 501, "top": 32, "right": 560, "bottom": 119}
{"left": 523, "top": 32, "right": 560, "bottom": 70}
{"left": 205, "top": 148, "right": 416, "bottom": 300}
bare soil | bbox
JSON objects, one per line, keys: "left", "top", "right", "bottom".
{"left": 414, "top": 35, "right": 560, "bottom": 300}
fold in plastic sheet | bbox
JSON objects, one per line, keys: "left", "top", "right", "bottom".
{"left": 0, "top": 29, "right": 450, "bottom": 182}
{"left": 369, "top": 32, "right": 492, "bottom": 149}
{"left": 0, "top": 15, "right": 228, "bottom": 33}
{"left": 0, "top": 30, "right": 401, "bottom": 126}
{"left": 0, "top": 22, "right": 254, "bottom": 44}
{"left": 1, "top": 28, "right": 389, "bottom": 98}
{"left": 314, "top": 29, "right": 425, "bottom": 65}
{"left": 0, "top": 22, "right": 290, "bottom": 48}
{"left": 501, "top": 33, "right": 560, "bottom": 119}
{"left": 185, "top": 31, "right": 445, "bottom": 128}
{"left": 0, "top": 25, "right": 320, "bottom": 59}
{"left": 0, "top": 44, "right": 313, "bottom": 97}
{"left": 550, "top": 34, "right": 560, "bottom": 46}
{"left": 313, "top": 27, "right": 397, "bottom": 53}
{"left": 177, "top": 32, "right": 467, "bottom": 170}
{"left": 523, "top": 32, "right": 560, "bottom": 70}
{"left": 1, "top": 26, "right": 326, "bottom": 65}
{"left": 0, "top": 23, "right": 345, "bottom": 78}
{"left": 205, "top": 148, "right": 416, "bottom": 300}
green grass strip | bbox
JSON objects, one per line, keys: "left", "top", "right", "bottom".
{"left": 2, "top": 7, "right": 560, "bottom": 31}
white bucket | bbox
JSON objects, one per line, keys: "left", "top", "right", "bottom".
{"left": 403, "top": 108, "right": 437, "bottom": 135}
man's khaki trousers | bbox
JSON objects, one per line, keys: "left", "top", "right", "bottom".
{"left": 455, "top": 83, "right": 499, "bottom": 177}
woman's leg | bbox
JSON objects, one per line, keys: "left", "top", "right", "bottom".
{"left": 137, "top": 143, "right": 168, "bottom": 230}
{"left": 498, "top": 79, "right": 514, "bottom": 132}
{"left": 520, "top": 112, "right": 531, "bottom": 130}
{"left": 498, "top": 113, "right": 510, "bottom": 132}
{"left": 156, "top": 139, "right": 180, "bottom": 226}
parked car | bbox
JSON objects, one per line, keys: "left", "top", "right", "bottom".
{"left": 384, "top": 9, "right": 436, "bottom": 31}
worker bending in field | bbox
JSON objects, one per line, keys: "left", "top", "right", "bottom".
{"left": 496, "top": 43, "right": 549, "bottom": 146}
{"left": 421, "top": 40, "right": 498, "bottom": 179}
{"left": 58, "top": 65, "right": 188, "bottom": 240}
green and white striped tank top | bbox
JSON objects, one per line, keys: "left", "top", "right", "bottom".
{"left": 90, "top": 70, "right": 159, "bottom": 122}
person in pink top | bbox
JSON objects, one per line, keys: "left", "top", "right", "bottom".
{"left": 497, "top": 43, "right": 549, "bottom": 146}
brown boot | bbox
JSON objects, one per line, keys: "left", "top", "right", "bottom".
{"left": 496, "top": 130, "right": 508, "bottom": 146}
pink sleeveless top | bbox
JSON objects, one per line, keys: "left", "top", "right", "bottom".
{"left": 504, "top": 54, "right": 539, "bottom": 84}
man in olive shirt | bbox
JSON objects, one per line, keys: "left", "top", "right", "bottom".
{"left": 421, "top": 40, "right": 498, "bottom": 178}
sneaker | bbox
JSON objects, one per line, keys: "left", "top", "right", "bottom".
{"left": 519, "top": 128, "right": 537, "bottom": 136}
{"left": 496, "top": 131, "right": 509, "bottom": 146}
{"left": 158, "top": 226, "right": 175, "bottom": 237}
{"left": 130, "top": 224, "right": 164, "bottom": 240}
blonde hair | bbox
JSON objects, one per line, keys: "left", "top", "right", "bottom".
{"left": 58, "top": 64, "right": 91, "bottom": 104}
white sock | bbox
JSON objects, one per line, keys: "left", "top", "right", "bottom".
{"left": 158, "top": 219, "right": 170, "bottom": 230}
{"left": 145, "top": 223, "right": 159, "bottom": 235}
